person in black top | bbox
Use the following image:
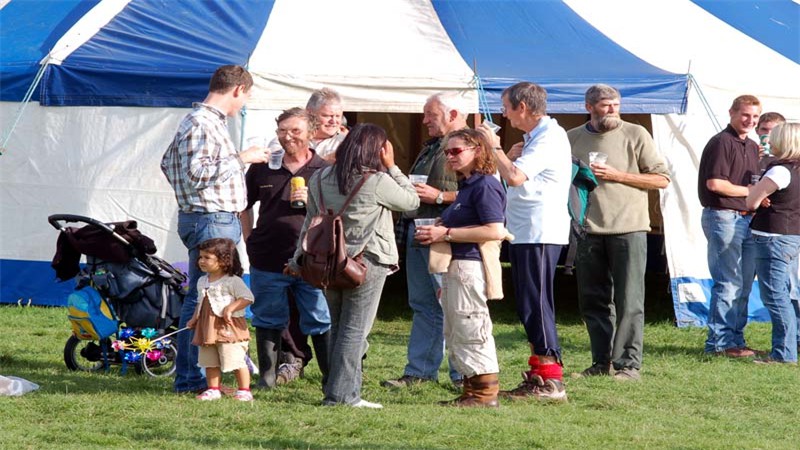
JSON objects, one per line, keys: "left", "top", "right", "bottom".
{"left": 746, "top": 122, "right": 800, "bottom": 363}
{"left": 697, "top": 95, "right": 762, "bottom": 358}
{"left": 242, "top": 108, "right": 331, "bottom": 388}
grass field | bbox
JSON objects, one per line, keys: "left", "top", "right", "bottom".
{"left": 1, "top": 272, "right": 798, "bottom": 449}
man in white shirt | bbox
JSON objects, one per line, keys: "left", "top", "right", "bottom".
{"left": 482, "top": 82, "right": 572, "bottom": 401}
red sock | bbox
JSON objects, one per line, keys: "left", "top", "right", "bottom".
{"left": 207, "top": 386, "right": 220, "bottom": 391}
{"left": 537, "top": 362, "right": 563, "bottom": 382}
{"left": 237, "top": 387, "right": 250, "bottom": 392}
{"left": 526, "top": 355, "right": 540, "bottom": 376}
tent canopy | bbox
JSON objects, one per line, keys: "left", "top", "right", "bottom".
{"left": 2, "top": 0, "right": 689, "bottom": 113}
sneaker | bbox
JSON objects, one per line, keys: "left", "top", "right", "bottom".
{"left": 451, "top": 378, "right": 464, "bottom": 390}
{"left": 351, "top": 399, "right": 383, "bottom": 409}
{"left": 234, "top": 390, "right": 254, "bottom": 401}
{"left": 613, "top": 367, "right": 641, "bottom": 381}
{"left": 380, "top": 375, "right": 431, "bottom": 389}
{"left": 245, "top": 354, "right": 259, "bottom": 376}
{"left": 574, "top": 363, "right": 614, "bottom": 378}
{"left": 196, "top": 389, "right": 222, "bottom": 401}
{"left": 499, "top": 372, "right": 567, "bottom": 401}
{"left": 276, "top": 360, "right": 304, "bottom": 385}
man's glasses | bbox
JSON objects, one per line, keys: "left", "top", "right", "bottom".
{"left": 444, "top": 146, "right": 475, "bottom": 157}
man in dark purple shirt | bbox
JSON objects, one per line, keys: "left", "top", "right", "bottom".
{"left": 697, "top": 94, "right": 762, "bottom": 358}
{"left": 242, "top": 108, "right": 331, "bottom": 388}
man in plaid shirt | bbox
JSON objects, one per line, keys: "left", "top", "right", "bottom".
{"left": 161, "top": 64, "right": 269, "bottom": 394}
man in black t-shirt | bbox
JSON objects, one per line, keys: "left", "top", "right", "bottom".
{"left": 697, "top": 95, "right": 762, "bottom": 358}
{"left": 242, "top": 108, "right": 331, "bottom": 388}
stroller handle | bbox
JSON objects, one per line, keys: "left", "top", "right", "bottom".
{"left": 48, "top": 214, "right": 131, "bottom": 247}
{"left": 48, "top": 214, "right": 116, "bottom": 233}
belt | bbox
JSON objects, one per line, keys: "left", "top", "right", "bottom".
{"left": 708, "top": 207, "right": 753, "bottom": 216}
{"left": 182, "top": 211, "right": 241, "bottom": 218}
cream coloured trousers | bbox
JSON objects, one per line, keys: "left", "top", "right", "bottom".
{"left": 442, "top": 259, "right": 499, "bottom": 377}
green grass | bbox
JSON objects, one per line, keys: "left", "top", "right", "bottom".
{"left": 1, "top": 274, "right": 799, "bottom": 449}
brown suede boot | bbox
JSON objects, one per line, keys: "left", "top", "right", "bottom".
{"left": 439, "top": 373, "right": 499, "bottom": 408}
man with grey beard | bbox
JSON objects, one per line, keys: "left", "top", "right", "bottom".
{"left": 567, "top": 84, "right": 670, "bottom": 381}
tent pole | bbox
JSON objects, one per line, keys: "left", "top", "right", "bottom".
{"left": 688, "top": 73, "right": 722, "bottom": 133}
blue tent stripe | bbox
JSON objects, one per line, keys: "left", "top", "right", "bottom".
{"left": 432, "top": 0, "right": 688, "bottom": 114}
{"left": 0, "top": 0, "right": 100, "bottom": 102}
{"left": 41, "top": 0, "right": 275, "bottom": 107}
{"left": 692, "top": 0, "right": 800, "bottom": 64}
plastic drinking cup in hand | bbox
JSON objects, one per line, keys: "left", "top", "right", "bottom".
{"left": 267, "top": 138, "right": 284, "bottom": 170}
{"left": 246, "top": 136, "right": 268, "bottom": 149}
{"left": 485, "top": 122, "right": 501, "bottom": 133}
{"left": 589, "top": 152, "right": 608, "bottom": 165}
{"left": 409, "top": 175, "right": 429, "bottom": 185}
{"left": 414, "top": 218, "right": 436, "bottom": 228}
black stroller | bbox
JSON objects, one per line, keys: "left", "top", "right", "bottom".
{"left": 49, "top": 214, "right": 185, "bottom": 377}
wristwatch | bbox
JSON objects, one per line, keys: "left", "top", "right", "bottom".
{"left": 435, "top": 191, "right": 444, "bottom": 205}
{"left": 444, "top": 228, "right": 452, "bottom": 242}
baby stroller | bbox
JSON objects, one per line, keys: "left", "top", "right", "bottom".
{"left": 49, "top": 214, "right": 185, "bottom": 377}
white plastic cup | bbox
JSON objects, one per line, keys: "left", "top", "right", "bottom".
{"left": 414, "top": 218, "right": 436, "bottom": 228}
{"left": 246, "top": 136, "right": 268, "bottom": 149}
{"left": 589, "top": 152, "right": 608, "bottom": 165}
{"left": 485, "top": 122, "right": 501, "bottom": 133}
{"left": 409, "top": 174, "right": 429, "bottom": 185}
{"left": 267, "top": 138, "right": 284, "bottom": 170}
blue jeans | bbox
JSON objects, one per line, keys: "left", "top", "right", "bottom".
{"left": 323, "top": 256, "right": 390, "bottom": 405}
{"left": 403, "top": 225, "right": 460, "bottom": 382}
{"left": 753, "top": 234, "right": 800, "bottom": 362}
{"left": 174, "top": 211, "right": 241, "bottom": 392}
{"left": 701, "top": 208, "right": 755, "bottom": 353}
{"left": 249, "top": 267, "right": 330, "bottom": 335}
{"left": 790, "top": 256, "right": 800, "bottom": 347}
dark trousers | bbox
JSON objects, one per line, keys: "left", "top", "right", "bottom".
{"left": 576, "top": 232, "right": 646, "bottom": 370}
{"left": 509, "top": 243, "right": 563, "bottom": 361}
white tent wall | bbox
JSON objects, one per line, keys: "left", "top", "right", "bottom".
{"left": 0, "top": 102, "right": 205, "bottom": 266}
{"left": 247, "top": 0, "right": 478, "bottom": 112}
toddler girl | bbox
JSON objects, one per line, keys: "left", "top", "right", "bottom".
{"left": 187, "top": 238, "right": 255, "bottom": 401}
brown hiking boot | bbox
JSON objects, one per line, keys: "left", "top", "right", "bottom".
{"left": 440, "top": 373, "right": 499, "bottom": 408}
{"left": 500, "top": 372, "right": 567, "bottom": 402}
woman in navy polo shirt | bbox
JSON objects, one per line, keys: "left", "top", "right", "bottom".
{"left": 416, "top": 128, "right": 507, "bottom": 407}
{"left": 746, "top": 122, "right": 800, "bottom": 364}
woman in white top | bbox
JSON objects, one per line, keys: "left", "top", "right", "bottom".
{"left": 746, "top": 122, "right": 800, "bottom": 364}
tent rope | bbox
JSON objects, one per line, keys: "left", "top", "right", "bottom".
{"left": 473, "top": 73, "right": 494, "bottom": 124}
{"left": 0, "top": 58, "right": 50, "bottom": 156}
{"left": 688, "top": 73, "right": 722, "bottom": 133}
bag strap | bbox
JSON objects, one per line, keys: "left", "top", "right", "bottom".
{"left": 316, "top": 168, "right": 373, "bottom": 216}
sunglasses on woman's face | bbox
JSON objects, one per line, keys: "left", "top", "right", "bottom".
{"left": 444, "top": 146, "right": 475, "bottom": 157}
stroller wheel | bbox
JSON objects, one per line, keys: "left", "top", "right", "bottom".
{"left": 136, "top": 341, "right": 177, "bottom": 377}
{"left": 64, "top": 336, "right": 113, "bottom": 372}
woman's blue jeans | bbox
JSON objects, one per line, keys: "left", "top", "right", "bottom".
{"left": 753, "top": 234, "right": 800, "bottom": 362}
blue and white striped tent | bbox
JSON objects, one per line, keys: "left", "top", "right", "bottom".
{"left": 1, "top": 0, "right": 798, "bottom": 327}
